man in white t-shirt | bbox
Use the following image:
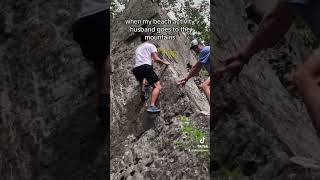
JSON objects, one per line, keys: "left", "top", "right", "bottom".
{"left": 132, "top": 33, "right": 170, "bottom": 113}
{"left": 72, "top": 0, "right": 109, "bottom": 118}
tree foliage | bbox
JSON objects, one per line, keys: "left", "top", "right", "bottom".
{"left": 163, "top": 0, "right": 210, "bottom": 43}
{"left": 111, "top": 0, "right": 129, "bottom": 20}
{"left": 111, "top": 0, "right": 210, "bottom": 43}
{"left": 110, "top": 0, "right": 118, "bottom": 20}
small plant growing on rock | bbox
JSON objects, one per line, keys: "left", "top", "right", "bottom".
{"left": 158, "top": 48, "right": 178, "bottom": 59}
{"left": 174, "top": 115, "right": 209, "bottom": 156}
{"left": 219, "top": 168, "right": 243, "bottom": 180}
{"left": 295, "top": 16, "right": 319, "bottom": 49}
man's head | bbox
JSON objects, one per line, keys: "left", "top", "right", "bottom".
{"left": 190, "top": 39, "right": 204, "bottom": 53}
{"left": 141, "top": 32, "right": 153, "bottom": 42}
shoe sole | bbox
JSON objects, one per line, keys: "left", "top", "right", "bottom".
{"left": 147, "top": 110, "right": 161, "bottom": 113}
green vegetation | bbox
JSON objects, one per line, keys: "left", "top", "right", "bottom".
{"left": 111, "top": 0, "right": 210, "bottom": 43}
{"left": 219, "top": 168, "right": 243, "bottom": 180}
{"left": 111, "top": 0, "right": 129, "bottom": 20}
{"left": 174, "top": 115, "right": 209, "bottom": 166}
{"left": 295, "top": 17, "right": 319, "bottom": 49}
{"left": 163, "top": 0, "right": 210, "bottom": 43}
{"left": 110, "top": 0, "right": 118, "bottom": 20}
{"left": 175, "top": 0, "right": 210, "bottom": 43}
{"left": 174, "top": 140, "right": 188, "bottom": 149}
{"left": 158, "top": 48, "right": 178, "bottom": 59}
{"left": 200, "top": 69, "right": 209, "bottom": 77}
{"left": 180, "top": 115, "right": 204, "bottom": 143}
{"left": 174, "top": 115, "right": 208, "bottom": 152}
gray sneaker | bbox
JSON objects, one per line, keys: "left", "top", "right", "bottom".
{"left": 147, "top": 106, "right": 161, "bottom": 113}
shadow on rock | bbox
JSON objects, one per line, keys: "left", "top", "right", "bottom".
{"left": 124, "top": 93, "right": 158, "bottom": 138}
{"left": 135, "top": 111, "right": 158, "bottom": 138}
{"left": 43, "top": 101, "right": 108, "bottom": 179}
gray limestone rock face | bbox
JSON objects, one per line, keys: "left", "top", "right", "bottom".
{"left": 212, "top": 0, "right": 320, "bottom": 179}
{"left": 0, "top": 0, "right": 107, "bottom": 179}
{"left": 111, "top": 0, "right": 209, "bottom": 179}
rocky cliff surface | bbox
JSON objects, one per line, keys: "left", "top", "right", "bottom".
{"left": 110, "top": 0, "right": 210, "bottom": 179}
{"left": 212, "top": 0, "right": 320, "bottom": 179}
{"left": 0, "top": 1, "right": 107, "bottom": 179}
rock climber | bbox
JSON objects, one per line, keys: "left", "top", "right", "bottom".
{"left": 214, "top": 0, "right": 320, "bottom": 136}
{"left": 72, "top": 0, "right": 109, "bottom": 118}
{"left": 132, "top": 33, "right": 170, "bottom": 113}
{"left": 178, "top": 39, "right": 211, "bottom": 102}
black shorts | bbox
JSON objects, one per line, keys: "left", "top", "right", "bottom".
{"left": 132, "top": 64, "right": 159, "bottom": 85}
{"left": 72, "top": 9, "right": 109, "bottom": 63}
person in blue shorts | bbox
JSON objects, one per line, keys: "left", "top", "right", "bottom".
{"left": 178, "top": 39, "right": 211, "bottom": 102}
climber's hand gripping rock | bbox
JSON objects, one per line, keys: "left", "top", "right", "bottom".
{"left": 177, "top": 78, "right": 188, "bottom": 88}
{"left": 213, "top": 52, "right": 248, "bottom": 81}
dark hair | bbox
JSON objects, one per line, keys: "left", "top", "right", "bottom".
{"left": 141, "top": 32, "right": 152, "bottom": 42}
{"left": 141, "top": 34, "right": 147, "bottom": 42}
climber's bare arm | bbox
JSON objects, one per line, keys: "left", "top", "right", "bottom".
{"left": 151, "top": 52, "right": 170, "bottom": 65}
{"left": 177, "top": 61, "right": 202, "bottom": 87}
{"left": 215, "top": 3, "right": 297, "bottom": 79}
{"left": 240, "top": 3, "right": 296, "bottom": 61}
{"left": 186, "top": 62, "right": 202, "bottom": 80}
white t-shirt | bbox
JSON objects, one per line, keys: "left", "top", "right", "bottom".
{"left": 78, "top": 0, "right": 109, "bottom": 19}
{"left": 134, "top": 42, "right": 157, "bottom": 68}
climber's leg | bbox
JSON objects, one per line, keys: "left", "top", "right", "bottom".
{"left": 94, "top": 58, "right": 108, "bottom": 95}
{"left": 94, "top": 57, "right": 109, "bottom": 118}
{"left": 294, "top": 52, "right": 320, "bottom": 136}
{"left": 142, "top": 78, "right": 147, "bottom": 92}
{"left": 137, "top": 79, "right": 150, "bottom": 100}
{"left": 72, "top": 9, "right": 109, "bottom": 118}
{"left": 201, "top": 77, "right": 210, "bottom": 102}
{"left": 140, "top": 82, "right": 144, "bottom": 94}
{"left": 150, "top": 81, "right": 162, "bottom": 106}
{"left": 133, "top": 65, "right": 157, "bottom": 102}
{"left": 143, "top": 65, "right": 160, "bottom": 106}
